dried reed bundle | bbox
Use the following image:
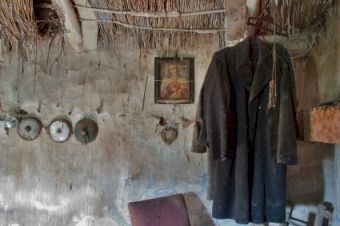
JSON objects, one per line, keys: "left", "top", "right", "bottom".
{"left": 87, "top": 0, "right": 229, "bottom": 49}
{"left": 277, "top": 0, "right": 334, "bottom": 35}
{"left": 87, "top": 0, "right": 334, "bottom": 49}
{"left": 0, "top": 0, "right": 37, "bottom": 57}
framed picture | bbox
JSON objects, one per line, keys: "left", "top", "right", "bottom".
{"left": 154, "top": 57, "right": 194, "bottom": 104}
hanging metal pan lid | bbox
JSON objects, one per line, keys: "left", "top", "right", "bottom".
{"left": 48, "top": 119, "right": 73, "bottom": 143}
{"left": 74, "top": 118, "right": 98, "bottom": 145}
{"left": 18, "top": 117, "right": 42, "bottom": 141}
{"left": 4, "top": 116, "right": 18, "bottom": 130}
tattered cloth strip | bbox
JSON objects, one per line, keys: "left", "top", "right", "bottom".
{"left": 0, "top": 0, "right": 37, "bottom": 58}
{"left": 87, "top": 0, "right": 230, "bottom": 49}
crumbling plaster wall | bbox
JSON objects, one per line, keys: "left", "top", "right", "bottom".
{"left": 309, "top": 1, "right": 340, "bottom": 224}
{"left": 0, "top": 40, "right": 227, "bottom": 226}
{"left": 0, "top": 12, "right": 339, "bottom": 226}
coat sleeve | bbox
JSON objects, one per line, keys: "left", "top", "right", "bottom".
{"left": 277, "top": 48, "right": 299, "bottom": 165}
{"left": 191, "top": 85, "right": 208, "bottom": 153}
{"left": 191, "top": 56, "right": 214, "bottom": 153}
{"left": 192, "top": 53, "right": 232, "bottom": 159}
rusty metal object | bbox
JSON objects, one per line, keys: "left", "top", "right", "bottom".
{"left": 74, "top": 118, "right": 98, "bottom": 144}
{"left": 17, "top": 117, "right": 42, "bottom": 141}
{"left": 48, "top": 119, "right": 72, "bottom": 143}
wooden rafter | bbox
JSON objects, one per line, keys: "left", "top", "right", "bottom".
{"left": 74, "top": 0, "right": 98, "bottom": 50}
{"left": 54, "top": 0, "right": 83, "bottom": 52}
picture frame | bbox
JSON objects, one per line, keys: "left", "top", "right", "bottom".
{"left": 154, "top": 57, "right": 194, "bottom": 104}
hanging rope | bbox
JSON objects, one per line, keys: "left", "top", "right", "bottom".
{"left": 267, "top": 0, "right": 277, "bottom": 110}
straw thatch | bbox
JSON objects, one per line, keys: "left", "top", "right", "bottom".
{"left": 0, "top": 0, "right": 335, "bottom": 55}
{"left": 83, "top": 0, "right": 335, "bottom": 49}
{"left": 35, "top": 0, "right": 65, "bottom": 37}
{"left": 86, "top": 0, "right": 230, "bottom": 49}
{"left": 0, "top": 0, "right": 37, "bottom": 57}
{"left": 258, "top": 0, "right": 335, "bottom": 36}
{"left": 0, "top": 0, "right": 65, "bottom": 59}
{"left": 277, "top": 0, "right": 335, "bottom": 35}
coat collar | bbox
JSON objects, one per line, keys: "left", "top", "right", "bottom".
{"left": 234, "top": 36, "right": 273, "bottom": 103}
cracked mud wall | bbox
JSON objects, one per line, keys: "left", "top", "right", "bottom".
{"left": 308, "top": 2, "right": 340, "bottom": 223}
{"left": 0, "top": 40, "right": 223, "bottom": 226}
{"left": 0, "top": 11, "right": 339, "bottom": 225}
{"left": 288, "top": 1, "right": 340, "bottom": 224}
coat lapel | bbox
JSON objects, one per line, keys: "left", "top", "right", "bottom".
{"left": 235, "top": 37, "right": 273, "bottom": 103}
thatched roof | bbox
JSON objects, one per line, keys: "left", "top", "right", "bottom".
{"left": 84, "top": 0, "right": 238, "bottom": 49}
{"left": 0, "top": 0, "right": 36, "bottom": 57}
{"left": 0, "top": 0, "right": 336, "bottom": 55}
{"left": 276, "top": 0, "right": 335, "bottom": 34}
{"left": 0, "top": 0, "right": 64, "bottom": 58}
{"left": 77, "top": 0, "right": 335, "bottom": 50}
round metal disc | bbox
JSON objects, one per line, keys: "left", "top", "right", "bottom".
{"left": 18, "top": 117, "right": 42, "bottom": 141}
{"left": 4, "top": 116, "right": 18, "bottom": 129}
{"left": 49, "top": 119, "right": 72, "bottom": 143}
{"left": 74, "top": 118, "right": 98, "bottom": 144}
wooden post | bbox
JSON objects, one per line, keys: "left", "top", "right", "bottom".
{"left": 74, "top": 0, "right": 98, "bottom": 50}
{"left": 54, "top": 0, "right": 83, "bottom": 53}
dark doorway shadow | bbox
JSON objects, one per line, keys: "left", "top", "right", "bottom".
{"left": 183, "top": 192, "right": 215, "bottom": 226}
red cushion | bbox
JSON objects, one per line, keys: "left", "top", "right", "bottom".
{"left": 128, "top": 194, "right": 190, "bottom": 226}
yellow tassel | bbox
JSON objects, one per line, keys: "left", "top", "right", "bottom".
{"left": 267, "top": 45, "right": 277, "bottom": 111}
{"left": 267, "top": 79, "right": 277, "bottom": 110}
{"left": 267, "top": 0, "right": 278, "bottom": 111}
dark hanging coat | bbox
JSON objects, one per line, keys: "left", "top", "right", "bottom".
{"left": 192, "top": 37, "right": 298, "bottom": 224}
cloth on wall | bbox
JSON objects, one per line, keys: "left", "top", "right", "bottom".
{"left": 192, "top": 36, "right": 299, "bottom": 224}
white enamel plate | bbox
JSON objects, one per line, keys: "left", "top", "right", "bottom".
{"left": 49, "top": 119, "right": 72, "bottom": 143}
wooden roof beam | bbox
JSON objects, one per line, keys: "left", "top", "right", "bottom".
{"left": 74, "top": 0, "right": 98, "bottom": 51}
{"left": 54, "top": 0, "right": 84, "bottom": 53}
